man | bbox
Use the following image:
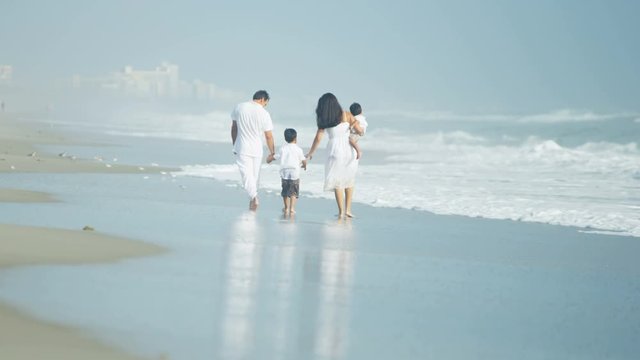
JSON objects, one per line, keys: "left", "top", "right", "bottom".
{"left": 231, "top": 90, "right": 275, "bottom": 210}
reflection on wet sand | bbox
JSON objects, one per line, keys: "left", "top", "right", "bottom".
{"left": 313, "top": 220, "right": 356, "bottom": 359}
{"left": 219, "top": 214, "right": 356, "bottom": 360}
{"left": 220, "top": 212, "right": 262, "bottom": 360}
{"left": 271, "top": 221, "right": 298, "bottom": 358}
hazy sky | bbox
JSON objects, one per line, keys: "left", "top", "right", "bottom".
{"left": 1, "top": 0, "right": 638, "bottom": 114}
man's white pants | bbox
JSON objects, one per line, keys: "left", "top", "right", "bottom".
{"left": 235, "top": 154, "right": 262, "bottom": 199}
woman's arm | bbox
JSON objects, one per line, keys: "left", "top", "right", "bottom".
{"left": 306, "top": 128, "right": 325, "bottom": 160}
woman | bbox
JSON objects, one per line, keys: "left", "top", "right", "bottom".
{"left": 307, "top": 93, "right": 364, "bottom": 218}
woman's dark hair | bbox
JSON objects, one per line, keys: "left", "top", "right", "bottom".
{"left": 315, "top": 93, "right": 342, "bottom": 129}
{"left": 253, "top": 90, "right": 270, "bottom": 101}
{"left": 349, "top": 102, "right": 362, "bottom": 116}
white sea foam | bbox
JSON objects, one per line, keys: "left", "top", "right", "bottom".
{"left": 516, "top": 110, "right": 638, "bottom": 123}
{"left": 368, "top": 109, "right": 639, "bottom": 123}
{"left": 52, "top": 111, "right": 232, "bottom": 143}
{"left": 53, "top": 108, "right": 640, "bottom": 237}
{"left": 175, "top": 134, "right": 640, "bottom": 238}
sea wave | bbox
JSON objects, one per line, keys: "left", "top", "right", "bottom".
{"left": 367, "top": 109, "right": 639, "bottom": 123}
{"left": 48, "top": 108, "right": 640, "bottom": 237}
{"left": 174, "top": 136, "right": 640, "bottom": 238}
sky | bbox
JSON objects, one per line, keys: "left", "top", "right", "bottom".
{"left": 1, "top": 0, "right": 639, "bottom": 115}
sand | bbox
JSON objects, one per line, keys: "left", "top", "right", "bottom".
{"left": 0, "top": 305, "right": 144, "bottom": 360}
{"left": 0, "top": 112, "right": 172, "bottom": 174}
{"left": 0, "top": 113, "right": 166, "bottom": 359}
{"left": 0, "top": 224, "right": 165, "bottom": 360}
{"left": 0, "top": 188, "right": 57, "bottom": 203}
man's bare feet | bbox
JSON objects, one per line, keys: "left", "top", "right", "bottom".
{"left": 249, "top": 197, "right": 259, "bottom": 211}
{"left": 345, "top": 212, "right": 355, "bottom": 218}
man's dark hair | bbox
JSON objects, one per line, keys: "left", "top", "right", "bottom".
{"left": 284, "top": 128, "right": 297, "bottom": 143}
{"left": 349, "top": 102, "right": 362, "bottom": 116}
{"left": 315, "top": 92, "right": 342, "bottom": 129}
{"left": 253, "top": 90, "right": 270, "bottom": 101}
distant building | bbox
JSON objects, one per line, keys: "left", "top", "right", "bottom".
{"left": 117, "top": 62, "right": 180, "bottom": 97}
{"left": 72, "top": 62, "right": 218, "bottom": 100}
{"left": 0, "top": 65, "right": 13, "bottom": 84}
{"left": 193, "top": 79, "right": 217, "bottom": 101}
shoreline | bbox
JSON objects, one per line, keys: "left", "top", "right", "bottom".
{"left": 0, "top": 112, "right": 176, "bottom": 174}
{"left": 0, "top": 223, "right": 165, "bottom": 360}
{"left": 0, "top": 113, "right": 167, "bottom": 359}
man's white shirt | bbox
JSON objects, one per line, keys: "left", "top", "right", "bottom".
{"left": 231, "top": 101, "right": 273, "bottom": 157}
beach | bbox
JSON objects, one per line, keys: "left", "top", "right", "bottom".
{"left": 3, "top": 1, "right": 639, "bottom": 358}
{"left": 1, "top": 113, "right": 166, "bottom": 359}
{"left": 1, "top": 111, "right": 640, "bottom": 360}
{"left": 0, "top": 224, "right": 165, "bottom": 360}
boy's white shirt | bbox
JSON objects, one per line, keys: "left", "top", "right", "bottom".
{"left": 275, "top": 142, "right": 306, "bottom": 180}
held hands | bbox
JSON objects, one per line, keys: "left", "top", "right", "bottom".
{"left": 301, "top": 159, "right": 307, "bottom": 171}
{"left": 266, "top": 153, "right": 275, "bottom": 164}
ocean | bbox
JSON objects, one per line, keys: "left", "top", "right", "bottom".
{"left": 2, "top": 107, "right": 639, "bottom": 360}
{"left": 46, "top": 107, "right": 640, "bottom": 238}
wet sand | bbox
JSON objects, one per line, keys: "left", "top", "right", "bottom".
{"left": 0, "top": 224, "right": 164, "bottom": 360}
{"left": 0, "top": 112, "right": 171, "bottom": 174}
{"left": 1, "top": 113, "right": 166, "bottom": 359}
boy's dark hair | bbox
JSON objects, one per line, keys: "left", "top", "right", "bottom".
{"left": 349, "top": 102, "right": 362, "bottom": 116}
{"left": 284, "top": 128, "right": 297, "bottom": 143}
{"left": 253, "top": 90, "right": 270, "bottom": 101}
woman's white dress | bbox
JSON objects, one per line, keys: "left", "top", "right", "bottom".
{"left": 324, "top": 122, "right": 358, "bottom": 191}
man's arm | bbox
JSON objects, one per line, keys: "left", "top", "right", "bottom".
{"left": 264, "top": 130, "right": 275, "bottom": 158}
{"left": 231, "top": 121, "right": 238, "bottom": 145}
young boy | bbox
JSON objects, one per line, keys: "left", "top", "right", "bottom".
{"left": 267, "top": 128, "right": 307, "bottom": 215}
{"left": 349, "top": 102, "right": 369, "bottom": 159}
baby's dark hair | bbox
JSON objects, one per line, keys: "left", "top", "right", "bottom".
{"left": 349, "top": 102, "right": 362, "bottom": 116}
{"left": 284, "top": 128, "right": 297, "bottom": 143}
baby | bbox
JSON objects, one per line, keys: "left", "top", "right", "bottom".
{"left": 349, "top": 102, "right": 368, "bottom": 159}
